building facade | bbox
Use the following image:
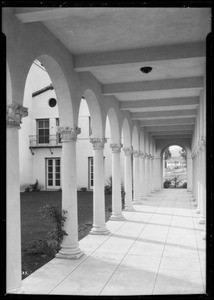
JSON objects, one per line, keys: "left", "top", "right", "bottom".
{"left": 19, "top": 61, "right": 117, "bottom": 192}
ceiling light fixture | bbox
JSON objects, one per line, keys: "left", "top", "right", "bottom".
{"left": 140, "top": 66, "right": 152, "bottom": 74}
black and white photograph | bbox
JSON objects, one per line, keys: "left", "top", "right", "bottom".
{"left": 3, "top": 1, "right": 213, "bottom": 297}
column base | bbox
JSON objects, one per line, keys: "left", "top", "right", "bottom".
{"left": 146, "top": 193, "right": 152, "bottom": 197}
{"left": 56, "top": 245, "right": 84, "bottom": 259}
{"left": 132, "top": 200, "right": 143, "bottom": 205}
{"left": 191, "top": 195, "right": 196, "bottom": 200}
{"left": 124, "top": 205, "right": 135, "bottom": 211}
{"left": 196, "top": 208, "right": 200, "bottom": 214}
{"left": 90, "top": 225, "right": 110, "bottom": 235}
{"left": 110, "top": 213, "right": 125, "bottom": 221}
{"left": 199, "top": 217, "right": 205, "bottom": 224}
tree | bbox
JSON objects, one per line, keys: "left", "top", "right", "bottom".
{"left": 164, "top": 148, "right": 171, "bottom": 160}
{"left": 179, "top": 148, "right": 187, "bottom": 160}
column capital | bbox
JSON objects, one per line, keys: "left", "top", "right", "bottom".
{"left": 139, "top": 151, "right": 146, "bottom": 158}
{"left": 192, "top": 143, "right": 200, "bottom": 158}
{"left": 123, "top": 147, "right": 133, "bottom": 156}
{"left": 57, "top": 125, "right": 81, "bottom": 142}
{"left": 144, "top": 153, "right": 150, "bottom": 159}
{"left": 110, "top": 143, "right": 123, "bottom": 153}
{"left": 6, "top": 103, "right": 28, "bottom": 128}
{"left": 191, "top": 152, "right": 195, "bottom": 159}
{"left": 90, "top": 137, "right": 107, "bottom": 150}
{"left": 197, "top": 140, "right": 202, "bottom": 152}
{"left": 200, "top": 134, "right": 206, "bottom": 148}
{"left": 132, "top": 150, "right": 140, "bottom": 158}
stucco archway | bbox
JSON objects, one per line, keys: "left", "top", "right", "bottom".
{"left": 105, "top": 107, "right": 120, "bottom": 144}
{"left": 121, "top": 118, "right": 131, "bottom": 148}
{"left": 158, "top": 141, "right": 191, "bottom": 189}
{"left": 132, "top": 126, "right": 139, "bottom": 151}
{"left": 80, "top": 89, "right": 104, "bottom": 138}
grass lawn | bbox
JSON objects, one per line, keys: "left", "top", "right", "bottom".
{"left": 21, "top": 191, "right": 112, "bottom": 279}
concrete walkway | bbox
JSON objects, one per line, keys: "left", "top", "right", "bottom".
{"left": 22, "top": 189, "right": 206, "bottom": 295}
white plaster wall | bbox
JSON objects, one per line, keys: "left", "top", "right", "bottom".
{"left": 19, "top": 71, "right": 33, "bottom": 190}
{"left": 76, "top": 102, "right": 93, "bottom": 190}
{"left": 19, "top": 74, "right": 114, "bottom": 191}
{"left": 19, "top": 63, "right": 59, "bottom": 191}
{"left": 76, "top": 101, "right": 113, "bottom": 190}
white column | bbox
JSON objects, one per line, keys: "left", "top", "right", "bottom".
{"left": 193, "top": 151, "right": 198, "bottom": 205}
{"left": 6, "top": 103, "right": 28, "bottom": 293}
{"left": 154, "top": 157, "right": 161, "bottom": 191}
{"left": 90, "top": 138, "right": 110, "bottom": 235}
{"left": 163, "top": 157, "right": 166, "bottom": 178}
{"left": 199, "top": 136, "right": 206, "bottom": 225}
{"left": 132, "top": 150, "right": 141, "bottom": 204}
{"left": 140, "top": 152, "right": 146, "bottom": 200}
{"left": 145, "top": 154, "right": 150, "bottom": 196}
{"left": 187, "top": 156, "right": 193, "bottom": 191}
{"left": 147, "top": 154, "right": 152, "bottom": 196}
{"left": 56, "top": 126, "right": 84, "bottom": 259}
{"left": 110, "top": 143, "right": 125, "bottom": 221}
{"left": 150, "top": 156, "right": 155, "bottom": 193}
{"left": 196, "top": 144, "right": 201, "bottom": 213}
{"left": 123, "top": 147, "right": 134, "bottom": 210}
{"left": 191, "top": 153, "right": 196, "bottom": 201}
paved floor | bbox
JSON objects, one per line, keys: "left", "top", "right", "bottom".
{"left": 22, "top": 189, "right": 206, "bottom": 295}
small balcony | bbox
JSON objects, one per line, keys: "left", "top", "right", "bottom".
{"left": 29, "top": 134, "right": 62, "bottom": 148}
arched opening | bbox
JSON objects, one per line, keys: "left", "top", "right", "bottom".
{"left": 121, "top": 119, "right": 131, "bottom": 148}
{"left": 104, "top": 114, "right": 113, "bottom": 195}
{"left": 121, "top": 119, "right": 133, "bottom": 208}
{"left": 76, "top": 89, "right": 110, "bottom": 235}
{"left": 121, "top": 118, "right": 132, "bottom": 181}
{"left": 162, "top": 145, "right": 187, "bottom": 189}
{"left": 19, "top": 56, "right": 74, "bottom": 279}
{"left": 6, "top": 62, "right": 13, "bottom": 105}
{"left": 132, "top": 126, "right": 139, "bottom": 151}
{"left": 104, "top": 108, "right": 124, "bottom": 217}
{"left": 76, "top": 97, "right": 94, "bottom": 239}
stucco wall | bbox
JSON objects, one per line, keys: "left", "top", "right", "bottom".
{"left": 19, "top": 63, "right": 116, "bottom": 191}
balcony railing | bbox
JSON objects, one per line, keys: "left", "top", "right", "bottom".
{"left": 29, "top": 134, "right": 62, "bottom": 147}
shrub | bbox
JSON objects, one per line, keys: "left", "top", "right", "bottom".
{"left": 163, "top": 179, "right": 171, "bottom": 188}
{"left": 31, "top": 179, "right": 40, "bottom": 191}
{"left": 24, "top": 179, "right": 40, "bottom": 192}
{"left": 80, "top": 187, "right": 87, "bottom": 192}
{"left": 171, "top": 175, "right": 181, "bottom": 188}
{"left": 24, "top": 186, "right": 31, "bottom": 192}
{"left": 121, "top": 183, "right": 126, "bottom": 209}
{"left": 104, "top": 176, "right": 126, "bottom": 209}
{"left": 39, "top": 204, "right": 68, "bottom": 252}
{"left": 105, "top": 176, "right": 112, "bottom": 194}
{"left": 182, "top": 182, "right": 187, "bottom": 188}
